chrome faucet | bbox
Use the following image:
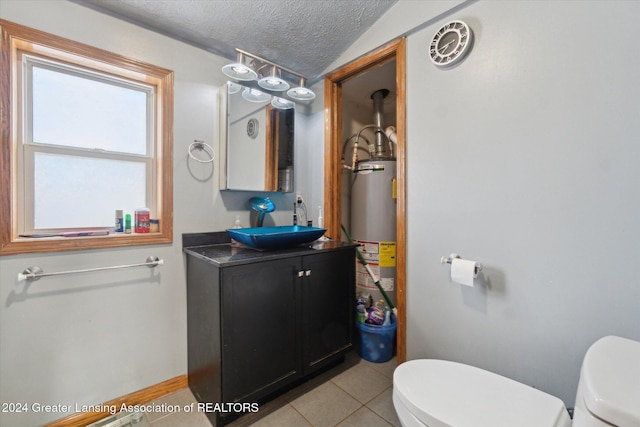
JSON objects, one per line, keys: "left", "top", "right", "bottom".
{"left": 249, "top": 197, "right": 275, "bottom": 227}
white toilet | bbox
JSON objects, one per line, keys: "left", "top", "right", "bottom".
{"left": 393, "top": 335, "right": 640, "bottom": 427}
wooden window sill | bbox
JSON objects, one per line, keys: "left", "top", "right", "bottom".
{"left": 1, "top": 231, "right": 173, "bottom": 256}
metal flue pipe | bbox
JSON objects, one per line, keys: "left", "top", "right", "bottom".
{"left": 371, "top": 89, "right": 390, "bottom": 158}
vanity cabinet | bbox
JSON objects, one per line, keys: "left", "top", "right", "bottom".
{"left": 184, "top": 240, "right": 355, "bottom": 426}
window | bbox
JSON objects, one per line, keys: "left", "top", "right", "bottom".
{"left": 1, "top": 19, "right": 174, "bottom": 255}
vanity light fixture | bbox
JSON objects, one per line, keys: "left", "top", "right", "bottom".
{"left": 227, "top": 81, "right": 242, "bottom": 94}
{"left": 222, "top": 52, "right": 258, "bottom": 81}
{"left": 242, "top": 87, "right": 271, "bottom": 103}
{"left": 258, "top": 66, "right": 290, "bottom": 92}
{"left": 271, "top": 97, "right": 295, "bottom": 109}
{"left": 222, "top": 48, "right": 315, "bottom": 102}
{"left": 287, "top": 77, "right": 316, "bottom": 101}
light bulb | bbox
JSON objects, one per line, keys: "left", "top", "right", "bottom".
{"left": 271, "top": 97, "right": 295, "bottom": 109}
{"left": 287, "top": 86, "right": 316, "bottom": 101}
{"left": 258, "top": 76, "right": 290, "bottom": 91}
{"left": 222, "top": 63, "right": 257, "bottom": 81}
{"left": 242, "top": 88, "right": 271, "bottom": 103}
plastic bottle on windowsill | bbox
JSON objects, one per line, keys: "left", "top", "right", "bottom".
{"left": 125, "top": 214, "right": 132, "bottom": 234}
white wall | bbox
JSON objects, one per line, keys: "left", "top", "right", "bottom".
{"left": 300, "top": 82, "right": 327, "bottom": 228}
{"left": 337, "top": 0, "right": 640, "bottom": 408}
{"left": 0, "top": 1, "right": 306, "bottom": 425}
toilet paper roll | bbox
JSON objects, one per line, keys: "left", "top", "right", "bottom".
{"left": 451, "top": 258, "right": 478, "bottom": 287}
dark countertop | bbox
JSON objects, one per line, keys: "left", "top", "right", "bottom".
{"left": 183, "top": 231, "right": 358, "bottom": 267}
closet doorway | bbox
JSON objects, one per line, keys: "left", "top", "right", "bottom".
{"left": 323, "top": 38, "right": 406, "bottom": 362}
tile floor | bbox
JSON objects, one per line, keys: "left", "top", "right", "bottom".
{"left": 142, "top": 352, "right": 400, "bottom": 426}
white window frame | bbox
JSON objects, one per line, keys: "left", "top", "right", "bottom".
{"left": 1, "top": 19, "right": 174, "bottom": 255}
{"left": 20, "top": 55, "right": 157, "bottom": 234}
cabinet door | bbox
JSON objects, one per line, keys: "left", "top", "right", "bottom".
{"left": 302, "top": 249, "right": 355, "bottom": 372}
{"left": 221, "top": 257, "right": 302, "bottom": 403}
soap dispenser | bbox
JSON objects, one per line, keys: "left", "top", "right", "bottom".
{"left": 230, "top": 215, "right": 243, "bottom": 246}
{"left": 317, "top": 206, "right": 324, "bottom": 228}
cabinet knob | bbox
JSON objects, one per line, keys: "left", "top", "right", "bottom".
{"left": 297, "top": 271, "right": 304, "bottom": 277}
{"left": 305, "top": 270, "right": 311, "bottom": 276}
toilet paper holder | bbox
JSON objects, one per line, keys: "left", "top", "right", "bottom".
{"left": 440, "top": 254, "right": 483, "bottom": 275}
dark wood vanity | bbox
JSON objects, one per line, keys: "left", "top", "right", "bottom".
{"left": 183, "top": 233, "right": 356, "bottom": 426}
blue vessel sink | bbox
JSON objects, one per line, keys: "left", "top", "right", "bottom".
{"left": 226, "top": 226, "right": 326, "bottom": 250}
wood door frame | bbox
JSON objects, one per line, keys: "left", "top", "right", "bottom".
{"left": 323, "top": 38, "right": 407, "bottom": 363}
{"left": 264, "top": 105, "right": 278, "bottom": 191}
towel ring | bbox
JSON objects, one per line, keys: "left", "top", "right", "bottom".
{"left": 188, "top": 140, "right": 215, "bottom": 163}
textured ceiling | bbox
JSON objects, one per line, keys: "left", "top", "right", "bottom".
{"left": 74, "top": 0, "right": 397, "bottom": 82}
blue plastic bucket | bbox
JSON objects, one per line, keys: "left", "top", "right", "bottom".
{"left": 356, "top": 316, "right": 396, "bottom": 363}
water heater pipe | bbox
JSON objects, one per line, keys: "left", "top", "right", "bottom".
{"left": 371, "top": 89, "right": 390, "bottom": 158}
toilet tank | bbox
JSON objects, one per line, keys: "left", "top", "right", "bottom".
{"left": 573, "top": 336, "right": 640, "bottom": 427}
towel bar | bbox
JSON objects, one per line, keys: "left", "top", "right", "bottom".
{"left": 18, "top": 256, "right": 164, "bottom": 282}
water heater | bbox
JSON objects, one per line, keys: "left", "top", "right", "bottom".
{"left": 350, "top": 159, "right": 397, "bottom": 306}
{"left": 347, "top": 88, "right": 397, "bottom": 306}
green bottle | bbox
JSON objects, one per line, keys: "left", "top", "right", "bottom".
{"left": 125, "top": 214, "right": 132, "bottom": 234}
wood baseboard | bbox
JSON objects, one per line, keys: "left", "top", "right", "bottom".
{"left": 44, "top": 375, "right": 188, "bottom": 427}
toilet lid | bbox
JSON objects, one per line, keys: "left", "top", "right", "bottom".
{"left": 393, "top": 359, "right": 570, "bottom": 427}
{"left": 579, "top": 336, "right": 640, "bottom": 426}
